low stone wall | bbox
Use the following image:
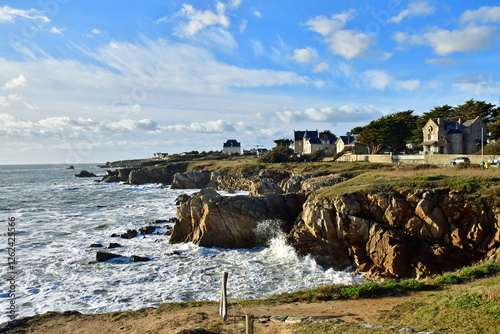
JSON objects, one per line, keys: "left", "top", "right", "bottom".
{"left": 330, "top": 153, "right": 499, "bottom": 165}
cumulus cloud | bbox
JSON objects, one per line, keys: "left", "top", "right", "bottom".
{"left": 305, "top": 10, "right": 373, "bottom": 59}
{"left": 276, "top": 105, "right": 382, "bottom": 123}
{"left": 0, "top": 6, "right": 50, "bottom": 23}
{"left": 395, "top": 25, "right": 499, "bottom": 56}
{"left": 50, "top": 27, "right": 64, "bottom": 34}
{"left": 425, "top": 58, "right": 458, "bottom": 66}
{"left": 3, "top": 74, "right": 27, "bottom": 89}
{"left": 291, "top": 47, "right": 316, "bottom": 63}
{"left": 162, "top": 119, "right": 236, "bottom": 133}
{"left": 453, "top": 74, "right": 500, "bottom": 94}
{"left": 362, "top": 70, "right": 420, "bottom": 91}
{"left": 91, "top": 28, "right": 103, "bottom": 34}
{"left": 312, "top": 62, "right": 330, "bottom": 73}
{"left": 175, "top": 2, "right": 229, "bottom": 36}
{"left": 0, "top": 96, "right": 9, "bottom": 108}
{"left": 254, "top": 11, "right": 262, "bottom": 18}
{"left": 460, "top": 6, "right": 500, "bottom": 24}
{"left": 389, "top": 1, "right": 435, "bottom": 23}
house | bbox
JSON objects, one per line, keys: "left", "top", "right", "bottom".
{"left": 421, "top": 117, "right": 487, "bottom": 154}
{"left": 292, "top": 130, "right": 336, "bottom": 154}
{"left": 152, "top": 152, "right": 168, "bottom": 159}
{"left": 222, "top": 139, "right": 243, "bottom": 155}
{"left": 335, "top": 135, "right": 368, "bottom": 154}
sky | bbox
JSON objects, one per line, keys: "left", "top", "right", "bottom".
{"left": 0, "top": 0, "right": 499, "bottom": 164}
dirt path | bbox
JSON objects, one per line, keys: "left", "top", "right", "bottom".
{"left": 3, "top": 291, "right": 428, "bottom": 334}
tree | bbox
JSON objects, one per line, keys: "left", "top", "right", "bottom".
{"left": 319, "top": 130, "right": 336, "bottom": 140}
{"left": 259, "top": 145, "right": 295, "bottom": 163}
{"left": 350, "top": 126, "right": 365, "bottom": 135}
{"left": 357, "top": 110, "right": 417, "bottom": 154}
{"left": 488, "top": 116, "right": 500, "bottom": 141}
{"left": 453, "top": 99, "right": 498, "bottom": 125}
{"left": 273, "top": 138, "right": 293, "bottom": 147}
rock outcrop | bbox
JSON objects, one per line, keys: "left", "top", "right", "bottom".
{"left": 170, "top": 189, "right": 306, "bottom": 248}
{"left": 287, "top": 189, "right": 497, "bottom": 279}
{"left": 75, "top": 170, "right": 97, "bottom": 177}
{"left": 100, "top": 162, "right": 189, "bottom": 185}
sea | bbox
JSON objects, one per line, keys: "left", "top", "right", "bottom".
{"left": 0, "top": 164, "right": 360, "bottom": 324}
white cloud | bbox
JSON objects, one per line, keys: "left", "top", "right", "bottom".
{"left": 390, "top": 1, "right": 435, "bottom": 23}
{"left": 50, "top": 27, "right": 64, "bottom": 34}
{"left": 0, "top": 6, "right": 50, "bottom": 23}
{"left": 312, "top": 62, "right": 330, "bottom": 73}
{"left": 239, "top": 19, "right": 247, "bottom": 33}
{"left": 363, "top": 70, "right": 420, "bottom": 91}
{"left": 4, "top": 74, "right": 27, "bottom": 89}
{"left": 305, "top": 11, "right": 373, "bottom": 60}
{"left": 393, "top": 32, "right": 409, "bottom": 43}
{"left": 254, "top": 11, "right": 262, "bottom": 18}
{"left": 8, "top": 93, "right": 21, "bottom": 101}
{"left": 425, "top": 58, "right": 458, "bottom": 66}
{"left": 229, "top": 0, "right": 243, "bottom": 9}
{"left": 162, "top": 119, "right": 235, "bottom": 133}
{"left": 453, "top": 74, "right": 500, "bottom": 95}
{"left": 0, "top": 96, "right": 9, "bottom": 108}
{"left": 276, "top": 105, "right": 382, "bottom": 123}
{"left": 92, "top": 28, "right": 103, "bottom": 34}
{"left": 291, "top": 47, "right": 316, "bottom": 63}
{"left": 175, "top": 2, "right": 230, "bottom": 36}
{"left": 395, "top": 24, "right": 499, "bottom": 56}
{"left": 460, "top": 6, "right": 500, "bottom": 24}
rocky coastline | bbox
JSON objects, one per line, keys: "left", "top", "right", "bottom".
{"left": 96, "top": 162, "right": 500, "bottom": 280}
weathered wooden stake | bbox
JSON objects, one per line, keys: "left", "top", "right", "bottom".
{"left": 245, "top": 314, "right": 254, "bottom": 334}
{"left": 219, "top": 272, "right": 228, "bottom": 321}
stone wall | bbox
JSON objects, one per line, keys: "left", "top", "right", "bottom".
{"left": 328, "top": 153, "right": 499, "bottom": 165}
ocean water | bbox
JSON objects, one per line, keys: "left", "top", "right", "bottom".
{"left": 0, "top": 164, "right": 360, "bottom": 323}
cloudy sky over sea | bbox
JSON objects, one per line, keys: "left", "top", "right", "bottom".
{"left": 0, "top": 1, "right": 499, "bottom": 164}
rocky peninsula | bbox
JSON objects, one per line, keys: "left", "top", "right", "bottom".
{"left": 99, "top": 155, "right": 500, "bottom": 280}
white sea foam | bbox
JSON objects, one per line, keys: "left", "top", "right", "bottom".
{"left": 0, "top": 164, "right": 361, "bottom": 324}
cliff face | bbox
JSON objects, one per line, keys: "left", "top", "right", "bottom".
{"left": 288, "top": 189, "right": 500, "bottom": 279}
{"left": 170, "top": 189, "right": 306, "bottom": 248}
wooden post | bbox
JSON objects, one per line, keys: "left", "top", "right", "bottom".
{"left": 245, "top": 314, "right": 254, "bottom": 334}
{"left": 219, "top": 272, "right": 228, "bottom": 321}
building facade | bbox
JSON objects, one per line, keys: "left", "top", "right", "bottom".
{"left": 292, "top": 130, "right": 336, "bottom": 154}
{"left": 222, "top": 139, "right": 243, "bottom": 155}
{"left": 421, "top": 117, "right": 487, "bottom": 154}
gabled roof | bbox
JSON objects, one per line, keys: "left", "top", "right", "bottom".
{"left": 337, "top": 135, "right": 357, "bottom": 145}
{"left": 306, "top": 137, "right": 322, "bottom": 144}
{"left": 223, "top": 139, "right": 241, "bottom": 147}
{"left": 294, "top": 130, "right": 318, "bottom": 140}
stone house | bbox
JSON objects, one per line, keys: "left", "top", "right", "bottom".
{"left": 222, "top": 139, "right": 242, "bottom": 155}
{"left": 421, "top": 117, "right": 487, "bottom": 154}
{"left": 336, "top": 135, "right": 368, "bottom": 154}
{"left": 292, "top": 130, "right": 336, "bottom": 154}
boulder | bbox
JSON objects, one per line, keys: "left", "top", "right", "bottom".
{"left": 171, "top": 171, "right": 212, "bottom": 189}
{"left": 170, "top": 189, "right": 306, "bottom": 248}
{"left": 175, "top": 194, "right": 191, "bottom": 205}
{"left": 75, "top": 170, "right": 97, "bottom": 177}
{"left": 120, "top": 229, "right": 138, "bottom": 239}
{"left": 96, "top": 251, "right": 122, "bottom": 262}
{"left": 250, "top": 178, "right": 283, "bottom": 196}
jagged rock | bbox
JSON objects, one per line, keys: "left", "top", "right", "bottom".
{"left": 75, "top": 170, "right": 97, "bottom": 177}
{"left": 131, "top": 255, "right": 150, "bottom": 262}
{"left": 108, "top": 243, "right": 121, "bottom": 249}
{"left": 96, "top": 251, "right": 121, "bottom": 262}
{"left": 120, "top": 229, "right": 138, "bottom": 239}
{"left": 170, "top": 189, "right": 306, "bottom": 248}
{"left": 281, "top": 173, "right": 312, "bottom": 193}
{"left": 250, "top": 178, "right": 283, "bottom": 196}
{"left": 67, "top": 165, "right": 75, "bottom": 169}
{"left": 288, "top": 188, "right": 492, "bottom": 278}
{"left": 138, "top": 226, "right": 160, "bottom": 235}
{"left": 171, "top": 171, "right": 212, "bottom": 189}
{"left": 300, "top": 174, "right": 345, "bottom": 193}
{"left": 175, "top": 194, "right": 191, "bottom": 205}
{"left": 89, "top": 243, "right": 103, "bottom": 248}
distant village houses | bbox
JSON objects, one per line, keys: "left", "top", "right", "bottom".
{"left": 422, "top": 117, "right": 487, "bottom": 155}
{"left": 292, "top": 130, "right": 336, "bottom": 154}
{"left": 152, "top": 152, "right": 168, "bottom": 159}
{"left": 222, "top": 139, "right": 243, "bottom": 155}
{"left": 336, "top": 135, "right": 368, "bottom": 154}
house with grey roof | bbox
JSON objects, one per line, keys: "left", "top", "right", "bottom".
{"left": 421, "top": 117, "right": 487, "bottom": 154}
{"left": 222, "top": 139, "right": 242, "bottom": 155}
{"left": 292, "top": 130, "right": 335, "bottom": 154}
{"left": 335, "top": 135, "right": 368, "bottom": 154}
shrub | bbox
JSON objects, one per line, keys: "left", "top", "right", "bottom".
{"left": 259, "top": 146, "right": 296, "bottom": 163}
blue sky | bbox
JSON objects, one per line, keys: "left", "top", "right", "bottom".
{"left": 0, "top": 0, "right": 499, "bottom": 164}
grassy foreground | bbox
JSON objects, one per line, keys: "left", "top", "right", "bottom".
{"left": 4, "top": 261, "right": 499, "bottom": 333}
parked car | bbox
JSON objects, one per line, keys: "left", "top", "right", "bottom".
{"left": 450, "top": 157, "right": 470, "bottom": 165}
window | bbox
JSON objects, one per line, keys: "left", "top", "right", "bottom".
{"left": 427, "top": 134, "right": 432, "bottom": 140}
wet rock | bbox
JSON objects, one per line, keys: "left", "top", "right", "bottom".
{"left": 108, "top": 243, "right": 121, "bottom": 249}
{"left": 75, "top": 170, "right": 97, "bottom": 177}
{"left": 131, "top": 255, "right": 150, "bottom": 262}
{"left": 89, "top": 243, "right": 103, "bottom": 248}
{"left": 138, "top": 226, "right": 160, "bottom": 235}
{"left": 120, "top": 229, "right": 138, "bottom": 239}
{"left": 96, "top": 251, "right": 122, "bottom": 262}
